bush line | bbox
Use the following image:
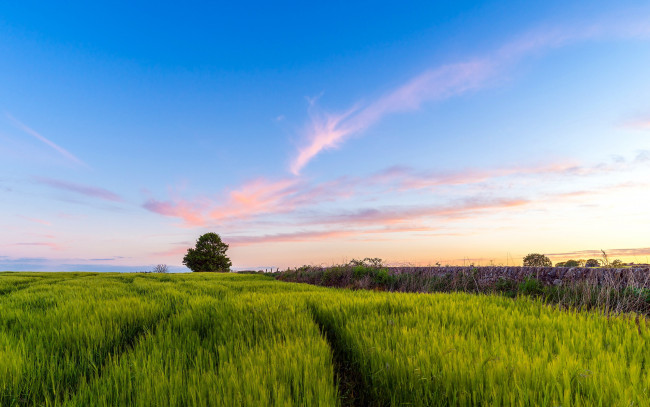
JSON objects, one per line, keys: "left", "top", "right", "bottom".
{"left": 275, "top": 264, "right": 650, "bottom": 316}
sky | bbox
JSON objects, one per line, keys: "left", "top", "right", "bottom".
{"left": 1, "top": 1, "right": 650, "bottom": 272}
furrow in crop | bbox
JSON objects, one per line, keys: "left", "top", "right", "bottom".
{"left": 308, "top": 302, "right": 374, "bottom": 407}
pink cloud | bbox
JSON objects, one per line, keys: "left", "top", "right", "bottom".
{"left": 34, "top": 177, "right": 122, "bottom": 202}
{"left": 291, "top": 60, "right": 496, "bottom": 175}
{"left": 623, "top": 118, "right": 650, "bottom": 130}
{"left": 369, "top": 154, "right": 649, "bottom": 192}
{"left": 546, "top": 247, "right": 650, "bottom": 258}
{"left": 210, "top": 178, "right": 300, "bottom": 220}
{"left": 6, "top": 114, "right": 87, "bottom": 167}
{"left": 312, "top": 198, "right": 530, "bottom": 227}
{"left": 228, "top": 224, "right": 445, "bottom": 246}
{"left": 229, "top": 230, "right": 357, "bottom": 246}
{"left": 144, "top": 151, "right": 647, "bottom": 228}
{"left": 17, "top": 215, "right": 52, "bottom": 226}
{"left": 143, "top": 176, "right": 354, "bottom": 226}
{"left": 143, "top": 199, "right": 206, "bottom": 226}
{"left": 152, "top": 246, "right": 190, "bottom": 257}
{"left": 143, "top": 178, "right": 301, "bottom": 225}
{"left": 10, "top": 242, "right": 61, "bottom": 250}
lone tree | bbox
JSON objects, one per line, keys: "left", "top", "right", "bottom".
{"left": 523, "top": 253, "right": 552, "bottom": 267}
{"left": 585, "top": 259, "right": 600, "bottom": 267}
{"left": 183, "top": 233, "right": 232, "bottom": 272}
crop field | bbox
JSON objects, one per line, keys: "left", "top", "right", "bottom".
{"left": 1, "top": 272, "right": 649, "bottom": 406}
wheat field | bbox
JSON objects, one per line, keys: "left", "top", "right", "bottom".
{"left": 0, "top": 272, "right": 648, "bottom": 406}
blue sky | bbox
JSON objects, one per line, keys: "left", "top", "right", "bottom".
{"left": 1, "top": 1, "right": 649, "bottom": 271}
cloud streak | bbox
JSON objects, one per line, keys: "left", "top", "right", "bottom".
{"left": 143, "top": 177, "right": 354, "bottom": 226}
{"left": 227, "top": 225, "right": 444, "bottom": 246}
{"left": 291, "top": 60, "right": 496, "bottom": 174}
{"left": 34, "top": 177, "right": 123, "bottom": 202}
{"left": 17, "top": 215, "right": 52, "bottom": 226}
{"left": 623, "top": 117, "right": 650, "bottom": 130}
{"left": 10, "top": 242, "right": 61, "bottom": 250}
{"left": 6, "top": 114, "right": 87, "bottom": 167}
{"left": 309, "top": 197, "right": 530, "bottom": 227}
{"left": 546, "top": 247, "right": 650, "bottom": 259}
{"left": 290, "top": 18, "right": 650, "bottom": 174}
{"left": 144, "top": 151, "right": 648, "bottom": 228}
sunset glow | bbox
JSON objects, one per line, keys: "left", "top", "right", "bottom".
{"left": 1, "top": 1, "right": 649, "bottom": 271}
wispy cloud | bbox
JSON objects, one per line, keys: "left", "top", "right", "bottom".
{"left": 291, "top": 60, "right": 496, "bottom": 174}
{"left": 143, "top": 199, "right": 206, "bottom": 226}
{"left": 10, "top": 242, "right": 61, "bottom": 250}
{"left": 622, "top": 116, "right": 650, "bottom": 130}
{"left": 229, "top": 230, "right": 356, "bottom": 245}
{"left": 310, "top": 198, "right": 530, "bottom": 227}
{"left": 227, "top": 225, "right": 445, "bottom": 246}
{"left": 152, "top": 245, "right": 190, "bottom": 257}
{"left": 290, "top": 19, "right": 650, "bottom": 174}
{"left": 17, "top": 215, "right": 52, "bottom": 226}
{"left": 88, "top": 257, "right": 124, "bottom": 261}
{"left": 6, "top": 113, "right": 87, "bottom": 167}
{"left": 34, "top": 177, "right": 123, "bottom": 202}
{"left": 373, "top": 152, "right": 649, "bottom": 191}
{"left": 145, "top": 151, "right": 648, "bottom": 228}
{"left": 546, "top": 247, "right": 650, "bottom": 259}
{"left": 143, "top": 177, "right": 346, "bottom": 226}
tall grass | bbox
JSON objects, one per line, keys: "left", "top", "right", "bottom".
{"left": 277, "top": 264, "right": 650, "bottom": 315}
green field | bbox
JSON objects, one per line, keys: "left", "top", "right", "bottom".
{"left": 1, "top": 272, "right": 648, "bottom": 406}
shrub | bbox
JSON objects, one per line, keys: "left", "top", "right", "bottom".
{"left": 152, "top": 264, "right": 169, "bottom": 273}
{"left": 371, "top": 268, "right": 395, "bottom": 286}
{"left": 624, "top": 287, "right": 650, "bottom": 303}
{"left": 585, "top": 259, "right": 600, "bottom": 268}
{"left": 519, "top": 277, "right": 544, "bottom": 296}
{"left": 495, "top": 278, "right": 517, "bottom": 298}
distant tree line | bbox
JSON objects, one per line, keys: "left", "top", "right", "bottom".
{"left": 524, "top": 251, "right": 624, "bottom": 268}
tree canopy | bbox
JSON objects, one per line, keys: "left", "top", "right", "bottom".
{"left": 522, "top": 253, "right": 552, "bottom": 267}
{"left": 182, "top": 233, "right": 232, "bottom": 272}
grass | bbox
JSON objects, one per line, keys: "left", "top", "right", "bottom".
{"left": 1, "top": 271, "right": 649, "bottom": 406}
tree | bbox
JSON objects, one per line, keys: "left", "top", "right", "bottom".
{"left": 152, "top": 264, "right": 168, "bottom": 273}
{"left": 183, "top": 233, "right": 232, "bottom": 272}
{"left": 611, "top": 259, "right": 624, "bottom": 267}
{"left": 585, "top": 259, "right": 600, "bottom": 267}
{"left": 564, "top": 259, "right": 580, "bottom": 267}
{"left": 523, "top": 253, "right": 552, "bottom": 267}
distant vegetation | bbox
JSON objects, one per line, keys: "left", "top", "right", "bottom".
{"left": 276, "top": 259, "right": 650, "bottom": 316}
{"left": 1, "top": 272, "right": 649, "bottom": 406}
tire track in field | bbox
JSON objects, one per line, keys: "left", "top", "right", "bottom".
{"left": 0, "top": 273, "right": 97, "bottom": 297}
{"left": 0, "top": 282, "right": 32, "bottom": 297}
{"left": 308, "top": 303, "right": 377, "bottom": 407}
{"left": 62, "top": 293, "right": 184, "bottom": 405}
{"left": 39, "top": 284, "right": 184, "bottom": 406}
